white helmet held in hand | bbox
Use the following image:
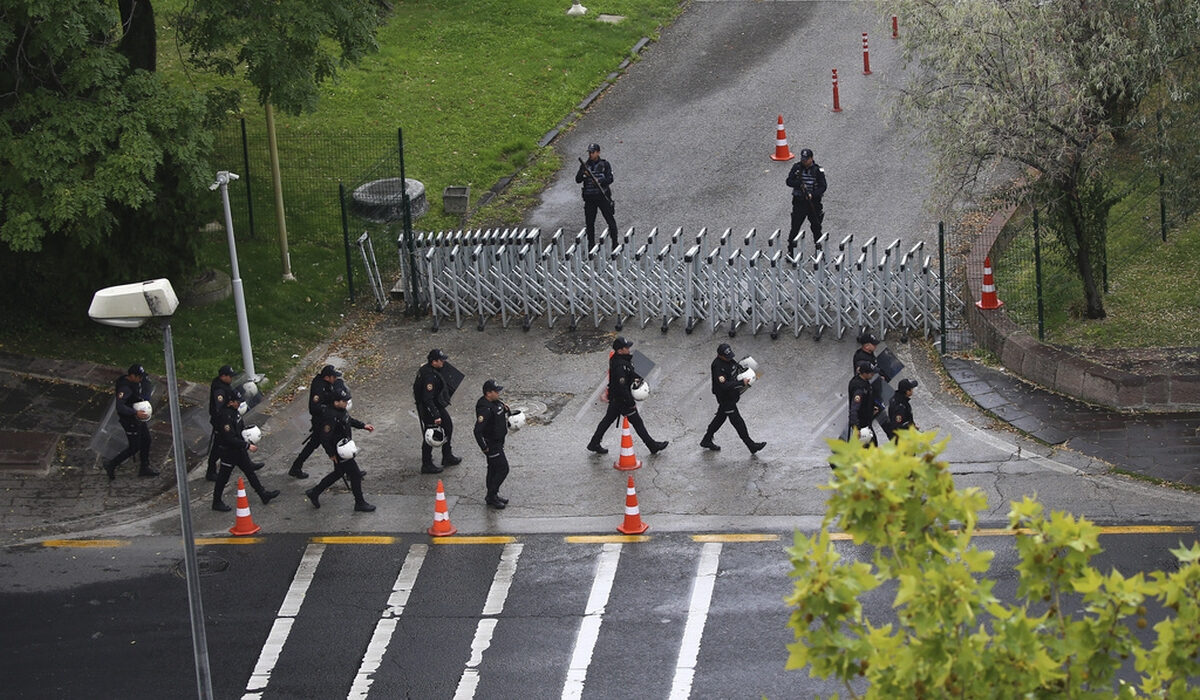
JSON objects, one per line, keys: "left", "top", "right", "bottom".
{"left": 740, "top": 356, "right": 759, "bottom": 373}
{"left": 337, "top": 438, "right": 359, "bottom": 459}
{"left": 858, "top": 427, "right": 874, "bottom": 445}
{"left": 241, "top": 425, "right": 263, "bottom": 445}
{"left": 736, "top": 367, "right": 756, "bottom": 385}
{"left": 237, "top": 401, "right": 248, "bottom": 416}
{"left": 424, "top": 426, "right": 447, "bottom": 447}
{"left": 506, "top": 410, "right": 526, "bottom": 431}
{"left": 133, "top": 400, "right": 152, "bottom": 421}
{"left": 630, "top": 379, "right": 650, "bottom": 401}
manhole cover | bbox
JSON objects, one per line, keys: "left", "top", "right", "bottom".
{"left": 506, "top": 392, "right": 572, "bottom": 425}
{"left": 171, "top": 552, "right": 229, "bottom": 578}
{"left": 546, "top": 328, "right": 614, "bottom": 355}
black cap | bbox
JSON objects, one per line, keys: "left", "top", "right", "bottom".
{"left": 800, "top": 148, "right": 814, "bottom": 159}
{"left": 483, "top": 379, "right": 504, "bottom": 394}
{"left": 127, "top": 364, "right": 146, "bottom": 377}
{"left": 427, "top": 348, "right": 449, "bottom": 362}
{"left": 218, "top": 365, "right": 237, "bottom": 377}
{"left": 856, "top": 361, "right": 877, "bottom": 374}
{"left": 717, "top": 343, "right": 734, "bottom": 359}
{"left": 612, "top": 336, "right": 633, "bottom": 350}
{"left": 587, "top": 143, "right": 601, "bottom": 152}
{"left": 229, "top": 387, "right": 245, "bottom": 402}
{"left": 320, "top": 364, "right": 342, "bottom": 378}
{"left": 333, "top": 381, "right": 351, "bottom": 402}
{"left": 898, "top": 378, "right": 919, "bottom": 392}
{"left": 856, "top": 331, "right": 879, "bottom": 345}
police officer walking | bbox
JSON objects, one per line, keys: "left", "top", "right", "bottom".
{"left": 288, "top": 364, "right": 341, "bottom": 479}
{"left": 305, "top": 383, "right": 376, "bottom": 512}
{"left": 211, "top": 388, "right": 279, "bottom": 512}
{"left": 848, "top": 361, "right": 879, "bottom": 446}
{"left": 414, "top": 349, "right": 462, "bottom": 473}
{"left": 474, "top": 379, "right": 512, "bottom": 510}
{"left": 785, "top": 148, "right": 827, "bottom": 257}
{"left": 587, "top": 337, "right": 668, "bottom": 455}
{"left": 205, "top": 365, "right": 236, "bottom": 482}
{"left": 102, "top": 364, "right": 158, "bottom": 480}
{"left": 886, "top": 379, "right": 919, "bottom": 439}
{"left": 576, "top": 143, "right": 618, "bottom": 251}
{"left": 700, "top": 344, "right": 767, "bottom": 454}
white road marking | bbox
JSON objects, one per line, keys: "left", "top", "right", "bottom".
{"left": 347, "top": 544, "right": 428, "bottom": 699}
{"left": 669, "top": 542, "right": 722, "bottom": 700}
{"left": 242, "top": 543, "right": 325, "bottom": 699}
{"left": 453, "top": 543, "right": 524, "bottom": 700}
{"left": 561, "top": 543, "right": 623, "bottom": 700}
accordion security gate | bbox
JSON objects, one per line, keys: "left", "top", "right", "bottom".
{"left": 408, "top": 226, "right": 949, "bottom": 340}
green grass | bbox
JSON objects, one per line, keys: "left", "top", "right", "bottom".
{"left": 1, "top": 1, "right": 681, "bottom": 385}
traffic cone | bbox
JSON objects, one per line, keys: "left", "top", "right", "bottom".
{"left": 770, "top": 115, "right": 795, "bottom": 161}
{"left": 616, "top": 475, "right": 649, "bottom": 534}
{"left": 612, "top": 416, "right": 642, "bottom": 471}
{"left": 229, "top": 477, "right": 261, "bottom": 536}
{"left": 976, "top": 256, "right": 1005, "bottom": 310}
{"left": 426, "top": 479, "right": 458, "bottom": 537}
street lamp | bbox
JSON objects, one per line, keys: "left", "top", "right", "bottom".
{"left": 88, "top": 278, "right": 213, "bottom": 700}
{"left": 210, "top": 170, "right": 262, "bottom": 383}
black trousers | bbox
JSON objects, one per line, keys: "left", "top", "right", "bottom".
{"left": 590, "top": 403, "right": 654, "bottom": 447}
{"left": 291, "top": 422, "right": 322, "bottom": 469}
{"left": 787, "top": 197, "right": 824, "bottom": 254}
{"left": 584, "top": 197, "right": 618, "bottom": 251}
{"left": 111, "top": 419, "right": 150, "bottom": 469}
{"left": 205, "top": 426, "right": 220, "bottom": 476}
{"left": 312, "top": 457, "right": 367, "bottom": 505}
{"left": 704, "top": 402, "right": 753, "bottom": 446}
{"left": 214, "top": 453, "right": 267, "bottom": 502}
{"left": 421, "top": 408, "right": 455, "bottom": 466}
{"left": 485, "top": 449, "right": 509, "bottom": 499}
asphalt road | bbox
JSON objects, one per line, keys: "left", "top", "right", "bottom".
{"left": 3, "top": 529, "right": 1197, "bottom": 699}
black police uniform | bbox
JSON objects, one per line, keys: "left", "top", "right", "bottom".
{"left": 886, "top": 380, "right": 918, "bottom": 439}
{"left": 576, "top": 149, "right": 618, "bottom": 251}
{"left": 306, "top": 397, "right": 374, "bottom": 512}
{"left": 701, "top": 348, "right": 766, "bottom": 454}
{"left": 289, "top": 371, "right": 337, "bottom": 478}
{"left": 205, "top": 374, "right": 232, "bottom": 480}
{"left": 211, "top": 400, "right": 278, "bottom": 511}
{"left": 474, "top": 392, "right": 510, "bottom": 508}
{"left": 785, "top": 157, "right": 828, "bottom": 256}
{"left": 587, "top": 341, "right": 667, "bottom": 454}
{"left": 848, "top": 370, "right": 878, "bottom": 446}
{"left": 103, "top": 368, "right": 156, "bottom": 479}
{"left": 414, "top": 361, "right": 460, "bottom": 471}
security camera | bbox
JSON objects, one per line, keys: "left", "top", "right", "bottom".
{"left": 88, "top": 279, "right": 180, "bottom": 328}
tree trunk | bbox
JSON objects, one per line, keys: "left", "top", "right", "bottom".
{"left": 118, "top": 0, "right": 156, "bottom": 72}
{"left": 1068, "top": 206, "right": 1107, "bottom": 320}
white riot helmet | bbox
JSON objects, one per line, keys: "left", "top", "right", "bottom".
{"left": 133, "top": 400, "right": 152, "bottom": 421}
{"left": 736, "top": 367, "right": 756, "bottom": 386}
{"left": 424, "top": 426, "right": 447, "bottom": 447}
{"left": 630, "top": 378, "right": 650, "bottom": 401}
{"left": 241, "top": 425, "right": 263, "bottom": 445}
{"left": 740, "top": 356, "right": 759, "bottom": 372}
{"left": 506, "top": 410, "right": 526, "bottom": 431}
{"left": 337, "top": 438, "right": 359, "bottom": 459}
{"left": 858, "top": 427, "right": 874, "bottom": 446}
{"left": 237, "top": 401, "right": 248, "bottom": 416}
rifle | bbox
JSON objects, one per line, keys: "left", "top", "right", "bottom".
{"left": 578, "top": 157, "right": 614, "bottom": 205}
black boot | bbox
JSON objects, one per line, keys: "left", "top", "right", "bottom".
{"left": 138, "top": 465, "right": 159, "bottom": 477}
{"left": 421, "top": 462, "right": 443, "bottom": 474}
{"left": 103, "top": 459, "right": 117, "bottom": 481}
{"left": 305, "top": 487, "right": 321, "bottom": 509}
{"left": 586, "top": 442, "right": 609, "bottom": 455}
{"left": 288, "top": 465, "right": 309, "bottom": 479}
{"left": 700, "top": 435, "right": 721, "bottom": 451}
{"left": 485, "top": 494, "right": 507, "bottom": 510}
{"left": 442, "top": 455, "right": 462, "bottom": 467}
{"left": 212, "top": 499, "right": 232, "bottom": 512}
{"left": 748, "top": 441, "right": 767, "bottom": 454}
{"left": 649, "top": 441, "right": 669, "bottom": 455}
{"left": 259, "top": 489, "right": 280, "bottom": 505}
{"left": 354, "top": 501, "right": 376, "bottom": 512}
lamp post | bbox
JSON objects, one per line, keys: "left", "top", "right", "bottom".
{"left": 88, "top": 279, "right": 213, "bottom": 700}
{"left": 211, "top": 171, "right": 261, "bottom": 382}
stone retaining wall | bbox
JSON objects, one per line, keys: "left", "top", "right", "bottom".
{"left": 964, "top": 206, "right": 1200, "bottom": 411}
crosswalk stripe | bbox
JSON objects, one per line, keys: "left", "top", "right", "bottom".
{"left": 454, "top": 542, "right": 524, "bottom": 699}
{"left": 242, "top": 543, "right": 325, "bottom": 699}
{"left": 562, "top": 542, "right": 623, "bottom": 699}
{"left": 347, "top": 544, "right": 428, "bottom": 700}
{"left": 669, "top": 542, "right": 722, "bottom": 700}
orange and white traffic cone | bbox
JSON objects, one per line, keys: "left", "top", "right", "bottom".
{"left": 229, "top": 477, "right": 261, "bottom": 536}
{"left": 976, "top": 256, "right": 1005, "bottom": 310}
{"left": 770, "top": 115, "right": 795, "bottom": 162}
{"left": 426, "top": 479, "right": 458, "bottom": 537}
{"left": 616, "top": 475, "right": 649, "bottom": 534}
{"left": 612, "top": 416, "right": 642, "bottom": 471}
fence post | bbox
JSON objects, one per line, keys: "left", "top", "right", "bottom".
{"left": 938, "top": 221, "right": 946, "bottom": 354}
{"left": 240, "top": 117, "right": 256, "bottom": 239}
{"left": 1033, "top": 208, "right": 1044, "bottom": 341}
{"left": 399, "top": 127, "right": 420, "bottom": 316}
{"left": 339, "top": 180, "right": 354, "bottom": 304}
{"left": 1157, "top": 110, "right": 1167, "bottom": 242}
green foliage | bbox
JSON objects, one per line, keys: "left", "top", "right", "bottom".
{"left": 787, "top": 431, "right": 1200, "bottom": 698}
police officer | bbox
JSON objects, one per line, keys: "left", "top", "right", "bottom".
{"left": 785, "top": 148, "right": 827, "bottom": 257}
{"left": 211, "top": 388, "right": 279, "bottom": 511}
{"left": 887, "top": 379, "right": 919, "bottom": 439}
{"left": 848, "top": 361, "right": 879, "bottom": 446}
{"left": 414, "top": 349, "right": 461, "bottom": 473}
{"left": 587, "top": 336, "right": 668, "bottom": 455}
{"left": 474, "top": 379, "right": 511, "bottom": 510}
{"left": 288, "top": 364, "right": 341, "bottom": 479}
{"left": 575, "top": 143, "right": 618, "bottom": 252}
{"left": 700, "top": 344, "right": 767, "bottom": 454}
{"left": 305, "top": 383, "right": 376, "bottom": 512}
{"left": 852, "top": 332, "right": 879, "bottom": 375}
{"left": 205, "top": 365, "right": 236, "bottom": 481}
{"left": 102, "top": 364, "right": 158, "bottom": 480}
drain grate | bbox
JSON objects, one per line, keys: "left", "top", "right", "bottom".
{"left": 172, "top": 552, "right": 229, "bottom": 579}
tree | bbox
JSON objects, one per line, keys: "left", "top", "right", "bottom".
{"left": 786, "top": 431, "right": 1200, "bottom": 698}
{"left": 888, "top": 0, "right": 1200, "bottom": 319}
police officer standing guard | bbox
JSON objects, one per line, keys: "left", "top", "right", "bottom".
{"left": 587, "top": 337, "right": 668, "bottom": 455}
{"left": 288, "top": 364, "right": 341, "bottom": 479}
{"left": 785, "top": 148, "right": 827, "bottom": 257}
{"left": 414, "top": 349, "right": 462, "bottom": 474}
{"left": 474, "top": 379, "right": 512, "bottom": 510}
{"left": 211, "top": 388, "right": 279, "bottom": 511}
{"left": 305, "top": 383, "right": 376, "bottom": 512}
{"left": 848, "top": 361, "right": 879, "bottom": 446}
{"left": 102, "top": 364, "right": 158, "bottom": 480}
{"left": 700, "top": 344, "right": 767, "bottom": 454}
{"left": 576, "top": 143, "right": 618, "bottom": 251}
